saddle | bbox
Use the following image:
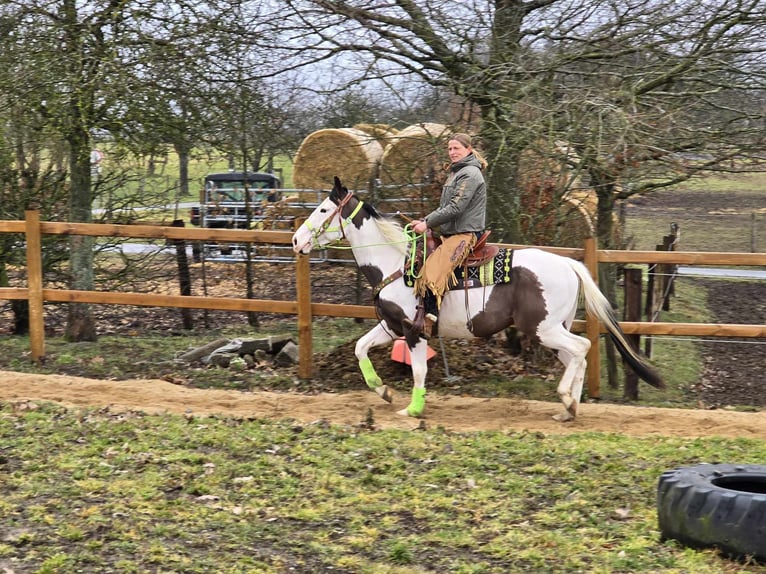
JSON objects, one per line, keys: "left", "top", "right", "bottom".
{"left": 465, "top": 231, "right": 499, "bottom": 267}
{"left": 392, "top": 230, "right": 505, "bottom": 299}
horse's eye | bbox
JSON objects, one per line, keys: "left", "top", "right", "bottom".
{"left": 320, "top": 208, "right": 329, "bottom": 213}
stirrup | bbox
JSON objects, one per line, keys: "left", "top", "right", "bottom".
{"left": 423, "top": 314, "right": 437, "bottom": 339}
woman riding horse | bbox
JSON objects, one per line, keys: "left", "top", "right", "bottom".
{"left": 406, "top": 133, "right": 488, "bottom": 339}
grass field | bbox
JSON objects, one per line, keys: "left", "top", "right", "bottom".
{"left": 95, "top": 147, "right": 295, "bottom": 206}
{"left": 2, "top": 402, "right": 765, "bottom": 573}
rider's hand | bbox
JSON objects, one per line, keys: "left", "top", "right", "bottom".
{"left": 412, "top": 219, "right": 427, "bottom": 234}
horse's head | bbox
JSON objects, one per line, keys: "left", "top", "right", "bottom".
{"left": 292, "top": 176, "right": 358, "bottom": 254}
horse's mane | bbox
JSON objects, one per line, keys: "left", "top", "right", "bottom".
{"left": 362, "top": 201, "right": 408, "bottom": 255}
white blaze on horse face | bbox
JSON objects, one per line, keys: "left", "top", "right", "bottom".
{"left": 291, "top": 196, "right": 342, "bottom": 254}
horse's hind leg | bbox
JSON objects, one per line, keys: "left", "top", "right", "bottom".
{"left": 355, "top": 323, "right": 396, "bottom": 403}
{"left": 537, "top": 325, "right": 591, "bottom": 422}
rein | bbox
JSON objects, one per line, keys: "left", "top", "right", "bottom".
{"left": 372, "top": 226, "right": 423, "bottom": 298}
{"left": 304, "top": 193, "right": 424, "bottom": 298}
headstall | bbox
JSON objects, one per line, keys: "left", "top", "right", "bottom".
{"left": 305, "top": 191, "right": 364, "bottom": 248}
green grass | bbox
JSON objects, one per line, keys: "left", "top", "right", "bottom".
{"left": 97, "top": 146, "right": 295, "bottom": 204}
{"left": 680, "top": 171, "right": 766, "bottom": 192}
{"left": 1, "top": 403, "right": 764, "bottom": 573}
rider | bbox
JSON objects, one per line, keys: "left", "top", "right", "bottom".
{"left": 405, "top": 133, "right": 488, "bottom": 339}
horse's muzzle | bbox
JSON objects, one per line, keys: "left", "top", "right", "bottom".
{"left": 292, "top": 238, "right": 312, "bottom": 254}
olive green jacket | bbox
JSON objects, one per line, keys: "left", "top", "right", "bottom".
{"left": 424, "top": 154, "right": 486, "bottom": 236}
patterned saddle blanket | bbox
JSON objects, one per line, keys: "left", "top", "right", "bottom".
{"left": 404, "top": 248, "right": 514, "bottom": 291}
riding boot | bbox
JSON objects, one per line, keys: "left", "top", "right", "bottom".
{"left": 423, "top": 291, "right": 438, "bottom": 338}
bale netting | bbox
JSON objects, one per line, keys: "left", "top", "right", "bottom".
{"left": 377, "top": 123, "right": 452, "bottom": 214}
{"left": 353, "top": 123, "right": 398, "bottom": 149}
{"left": 292, "top": 127, "right": 383, "bottom": 191}
{"left": 378, "top": 123, "right": 452, "bottom": 187}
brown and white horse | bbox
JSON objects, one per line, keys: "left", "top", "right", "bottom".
{"left": 292, "top": 177, "right": 664, "bottom": 421}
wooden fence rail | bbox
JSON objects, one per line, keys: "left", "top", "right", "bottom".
{"left": 2, "top": 211, "right": 766, "bottom": 399}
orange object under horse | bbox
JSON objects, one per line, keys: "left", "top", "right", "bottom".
{"left": 390, "top": 338, "right": 437, "bottom": 365}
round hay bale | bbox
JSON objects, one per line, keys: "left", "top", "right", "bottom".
{"left": 292, "top": 128, "right": 383, "bottom": 191}
{"left": 558, "top": 189, "right": 598, "bottom": 245}
{"left": 378, "top": 123, "right": 451, "bottom": 187}
{"left": 519, "top": 187, "right": 599, "bottom": 248}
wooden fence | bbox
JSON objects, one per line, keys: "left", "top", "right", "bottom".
{"left": 1, "top": 210, "right": 765, "bottom": 399}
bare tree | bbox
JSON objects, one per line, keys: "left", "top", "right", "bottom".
{"left": 0, "top": 0, "right": 269, "bottom": 337}
{"left": 272, "top": 0, "right": 766, "bottom": 244}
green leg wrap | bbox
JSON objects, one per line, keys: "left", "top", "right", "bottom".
{"left": 359, "top": 357, "right": 382, "bottom": 390}
{"left": 406, "top": 387, "right": 426, "bottom": 417}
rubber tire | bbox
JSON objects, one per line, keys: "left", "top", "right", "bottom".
{"left": 657, "top": 463, "right": 766, "bottom": 562}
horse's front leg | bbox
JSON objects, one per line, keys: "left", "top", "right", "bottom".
{"left": 355, "top": 323, "right": 396, "bottom": 403}
{"left": 397, "top": 339, "right": 430, "bottom": 418}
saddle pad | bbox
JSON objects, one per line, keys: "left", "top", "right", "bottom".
{"left": 405, "top": 248, "right": 513, "bottom": 291}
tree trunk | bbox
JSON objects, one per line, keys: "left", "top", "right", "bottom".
{"left": 65, "top": 126, "right": 97, "bottom": 342}
{"left": 591, "top": 172, "right": 622, "bottom": 387}
{"left": 479, "top": 113, "right": 524, "bottom": 243}
{"left": 175, "top": 142, "right": 190, "bottom": 202}
{"left": 171, "top": 219, "right": 194, "bottom": 330}
{"left": 0, "top": 261, "right": 29, "bottom": 335}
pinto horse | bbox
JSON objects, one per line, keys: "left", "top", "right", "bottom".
{"left": 292, "top": 177, "right": 663, "bottom": 421}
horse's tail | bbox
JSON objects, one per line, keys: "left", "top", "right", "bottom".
{"left": 565, "top": 258, "right": 665, "bottom": 389}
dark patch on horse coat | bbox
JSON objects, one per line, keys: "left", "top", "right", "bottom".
{"left": 468, "top": 266, "right": 547, "bottom": 339}
{"left": 359, "top": 264, "right": 383, "bottom": 290}
{"left": 330, "top": 180, "right": 376, "bottom": 230}
{"left": 375, "top": 298, "right": 422, "bottom": 346}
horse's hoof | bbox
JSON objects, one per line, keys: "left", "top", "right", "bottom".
{"left": 397, "top": 407, "right": 422, "bottom": 417}
{"left": 553, "top": 412, "right": 575, "bottom": 423}
{"left": 376, "top": 385, "right": 393, "bottom": 403}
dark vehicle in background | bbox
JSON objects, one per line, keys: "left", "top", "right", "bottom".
{"left": 190, "top": 171, "right": 282, "bottom": 228}
{"left": 190, "top": 171, "right": 284, "bottom": 261}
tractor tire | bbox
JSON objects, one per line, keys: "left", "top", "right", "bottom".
{"left": 657, "top": 463, "right": 766, "bottom": 562}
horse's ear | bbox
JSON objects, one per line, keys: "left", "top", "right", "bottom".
{"left": 330, "top": 176, "right": 347, "bottom": 203}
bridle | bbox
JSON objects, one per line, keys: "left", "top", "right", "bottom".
{"left": 303, "top": 191, "right": 364, "bottom": 249}
{"left": 301, "top": 191, "right": 414, "bottom": 303}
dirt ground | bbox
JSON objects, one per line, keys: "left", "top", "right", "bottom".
{"left": 1, "top": 187, "right": 764, "bottom": 438}
{"left": 2, "top": 370, "right": 765, "bottom": 439}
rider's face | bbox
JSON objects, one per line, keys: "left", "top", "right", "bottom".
{"left": 447, "top": 139, "right": 471, "bottom": 163}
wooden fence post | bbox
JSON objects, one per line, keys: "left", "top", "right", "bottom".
{"left": 171, "top": 219, "right": 193, "bottom": 329}
{"left": 295, "top": 253, "right": 313, "bottom": 379}
{"left": 644, "top": 259, "right": 655, "bottom": 358}
{"left": 623, "top": 267, "right": 643, "bottom": 400}
{"left": 24, "top": 210, "right": 45, "bottom": 362}
{"left": 583, "top": 237, "right": 601, "bottom": 399}
{"left": 660, "top": 233, "right": 674, "bottom": 311}
{"left": 752, "top": 212, "right": 757, "bottom": 253}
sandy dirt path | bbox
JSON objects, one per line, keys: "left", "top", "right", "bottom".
{"left": 1, "top": 370, "right": 765, "bottom": 439}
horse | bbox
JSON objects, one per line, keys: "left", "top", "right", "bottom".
{"left": 292, "top": 176, "right": 664, "bottom": 422}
